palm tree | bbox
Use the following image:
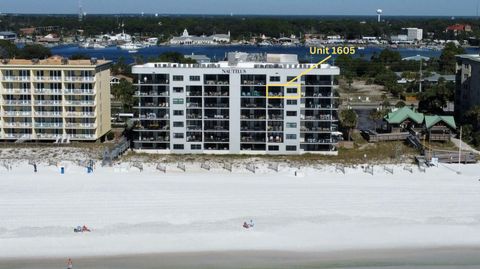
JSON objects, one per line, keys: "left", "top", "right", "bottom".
{"left": 340, "top": 109, "right": 358, "bottom": 141}
{"left": 369, "top": 109, "right": 386, "bottom": 131}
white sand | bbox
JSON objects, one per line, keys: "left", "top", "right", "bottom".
{"left": 0, "top": 160, "right": 479, "bottom": 258}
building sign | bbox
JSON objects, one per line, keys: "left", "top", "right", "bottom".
{"left": 222, "top": 69, "right": 247, "bottom": 74}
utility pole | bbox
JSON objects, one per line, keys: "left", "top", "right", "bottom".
{"left": 419, "top": 59, "right": 423, "bottom": 93}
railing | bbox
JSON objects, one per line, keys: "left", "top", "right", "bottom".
{"left": 34, "top": 89, "right": 62, "bottom": 94}
{"left": 65, "top": 123, "right": 96, "bottom": 128}
{"left": 64, "top": 100, "right": 95, "bottom": 106}
{"left": 34, "top": 76, "right": 62, "bottom": 82}
{"left": 4, "top": 89, "right": 30, "bottom": 94}
{"left": 3, "top": 122, "right": 33, "bottom": 128}
{"left": 64, "top": 89, "right": 95, "bottom": 94}
{"left": 34, "top": 101, "right": 62, "bottom": 106}
{"left": 34, "top": 123, "right": 63, "bottom": 128}
{"left": 35, "top": 112, "right": 63, "bottom": 117}
{"left": 5, "top": 134, "right": 32, "bottom": 139}
{"left": 3, "top": 100, "right": 32, "bottom": 105}
{"left": 3, "top": 76, "right": 30, "bottom": 81}
{"left": 2, "top": 111, "right": 32, "bottom": 117}
{"left": 65, "top": 112, "right": 95, "bottom": 117}
{"left": 64, "top": 76, "right": 96, "bottom": 82}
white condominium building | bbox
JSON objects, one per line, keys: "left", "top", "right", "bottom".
{"left": 0, "top": 57, "right": 112, "bottom": 142}
{"left": 132, "top": 52, "right": 340, "bottom": 155}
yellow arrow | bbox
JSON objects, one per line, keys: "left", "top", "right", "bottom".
{"left": 286, "top": 55, "right": 332, "bottom": 85}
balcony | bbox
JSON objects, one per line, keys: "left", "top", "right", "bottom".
{"left": 34, "top": 100, "right": 62, "bottom": 106}
{"left": 64, "top": 76, "right": 96, "bottom": 82}
{"left": 3, "top": 76, "right": 30, "bottom": 82}
{"left": 2, "top": 111, "right": 32, "bottom": 117}
{"left": 34, "top": 76, "right": 62, "bottom": 82}
{"left": 64, "top": 89, "right": 95, "bottom": 95}
{"left": 3, "top": 100, "right": 32, "bottom": 106}
{"left": 4, "top": 89, "right": 31, "bottom": 94}
{"left": 3, "top": 122, "right": 33, "bottom": 128}
{"left": 34, "top": 123, "right": 63, "bottom": 128}
{"left": 35, "top": 112, "right": 63, "bottom": 117}
{"left": 4, "top": 134, "right": 32, "bottom": 139}
{"left": 64, "top": 100, "right": 95, "bottom": 106}
{"left": 65, "top": 112, "right": 95, "bottom": 117}
{"left": 65, "top": 123, "right": 96, "bottom": 129}
{"left": 34, "top": 89, "right": 62, "bottom": 95}
{"left": 67, "top": 134, "right": 96, "bottom": 140}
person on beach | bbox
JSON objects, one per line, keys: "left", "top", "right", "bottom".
{"left": 67, "top": 258, "right": 73, "bottom": 269}
{"left": 33, "top": 163, "right": 37, "bottom": 173}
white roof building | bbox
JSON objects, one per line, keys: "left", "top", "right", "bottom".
{"left": 170, "top": 29, "right": 230, "bottom": 45}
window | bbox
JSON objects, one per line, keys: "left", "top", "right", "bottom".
{"left": 286, "top": 145, "right": 297, "bottom": 151}
{"left": 287, "top": 76, "right": 297, "bottom": 82}
{"left": 286, "top": 122, "right": 297, "bottom": 128}
{"left": 191, "top": 144, "right": 202, "bottom": 150}
{"left": 173, "top": 75, "right": 184, "bottom": 81}
{"left": 173, "top": 87, "right": 184, "bottom": 93}
{"left": 190, "top": 76, "right": 201, "bottom": 81}
{"left": 173, "top": 133, "right": 184, "bottom": 139}
{"left": 173, "top": 98, "right": 184, "bottom": 105}
{"left": 286, "top": 100, "right": 298, "bottom": 105}
{"left": 173, "top": 110, "right": 184, "bottom": 116}
{"left": 268, "top": 145, "right": 279, "bottom": 151}
{"left": 173, "top": 122, "right": 184, "bottom": 127}
{"left": 286, "top": 88, "right": 297, "bottom": 94}
{"left": 286, "top": 134, "right": 297, "bottom": 140}
{"left": 173, "top": 144, "right": 184, "bottom": 150}
{"left": 270, "top": 76, "right": 280, "bottom": 82}
{"left": 286, "top": 111, "right": 297, "bottom": 117}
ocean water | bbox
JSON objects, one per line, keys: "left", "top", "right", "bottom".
{"left": 2, "top": 248, "right": 480, "bottom": 269}
{"left": 51, "top": 45, "right": 480, "bottom": 64}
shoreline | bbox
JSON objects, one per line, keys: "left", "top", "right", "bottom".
{"left": 2, "top": 247, "right": 480, "bottom": 269}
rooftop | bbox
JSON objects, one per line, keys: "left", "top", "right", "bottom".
{"left": 456, "top": 54, "right": 480, "bottom": 62}
{"left": 0, "top": 56, "right": 111, "bottom": 67}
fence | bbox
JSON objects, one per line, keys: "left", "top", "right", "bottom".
{"left": 403, "top": 166, "right": 413, "bottom": 173}
{"left": 201, "top": 163, "right": 211, "bottom": 171}
{"left": 177, "top": 163, "right": 186, "bottom": 172}
{"left": 246, "top": 163, "right": 256, "bottom": 174}
{"left": 223, "top": 163, "right": 233, "bottom": 172}
{"left": 384, "top": 166, "right": 394, "bottom": 174}
{"left": 267, "top": 163, "right": 280, "bottom": 172}
{"left": 364, "top": 165, "right": 374, "bottom": 175}
{"left": 156, "top": 164, "right": 166, "bottom": 173}
{"left": 335, "top": 164, "right": 345, "bottom": 174}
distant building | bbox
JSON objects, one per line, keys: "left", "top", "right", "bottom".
{"left": 447, "top": 24, "right": 472, "bottom": 35}
{"left": 391, "top": 28, "right": 423, "bottom": 43}
{"left": 0, "top": 31, "right": 17, "bottom": 42}
{"left": 184, "top": 54, "right": 211, "bottom": 64}
{"left": 406, "top": 28, "right": 423, "bottom": 41}
{"left": 169, "top": 29, "right": 230, "bottom": 45}
{"left": 455, "top": 54, "right": 480, "bottom": 119}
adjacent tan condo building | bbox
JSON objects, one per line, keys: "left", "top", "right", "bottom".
{"left": 0, "top": 56, "right": 112, "bottom": 142}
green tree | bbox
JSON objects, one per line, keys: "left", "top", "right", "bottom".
{"left": 155, "top": 52, "right": 197, "bottom": 63}
{"left": 369, "top": 109, "right": 386, "bottom": 131}
{"left": 19, "top": 44, "right": 52, "bottom": 59}
{"left": 111, "top": 79, "right": 136, "bottom": 112}
{"left": 0, "top": 40, "right": 19, "bottom": 58}
{"left": 340, "top": 109, "right": 358, "bottom": 141}
{"left": 439, "top": 43, "right": 465, "bottom": 74}
{"left": 418, "top": 78, "right": 453, "bottom": 114}
{"left": 465, "top": 106, "right": 480, "bottom": 130}
{"left": 70, "top": 53, "right": 90, "bottom": 60}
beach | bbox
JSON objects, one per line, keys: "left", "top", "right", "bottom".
{"left": 0, "top": 159, "right": 479, "bottom": 267}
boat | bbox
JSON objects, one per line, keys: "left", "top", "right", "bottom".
{"left": 119, "top": 43, "right": 143, "bottom": 50}
{"left": 128, "top": 50, "right": 138, "bottom": 54}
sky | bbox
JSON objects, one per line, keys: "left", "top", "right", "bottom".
{"left": 0, "top": 0, "right": 478, "bottom": 16}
